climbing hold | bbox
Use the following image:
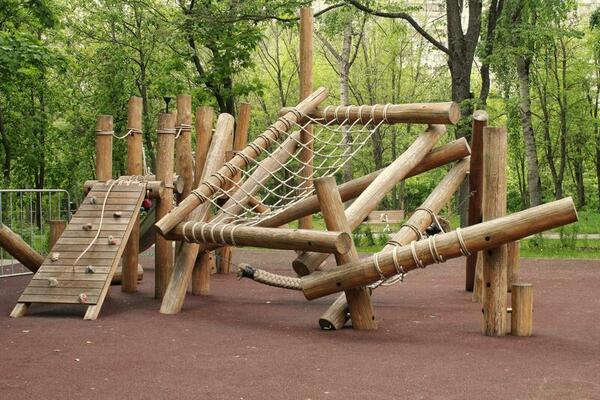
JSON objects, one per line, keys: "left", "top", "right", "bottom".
{"left": 107, "top": 235, "right": 116, "bottom": 245}
{"left": 48, "top": 277, "right": 59, "bottom": 287}
{"left": 113, "top": 211, "right": 122, "bottom": 218}
{"left": 78, "top": 293, "right": 89, "bottom": 304}
{"left": 83, "top": 223, "right": 93, "bottom": 231}
{"left": 85, "top": 265, "right": 95, "bottom": 274}
{"left": 90, "top": 196, "right": 97, "bottom": 204}
{"left": 50, "top": 252, "right": 60, "bottom": 262}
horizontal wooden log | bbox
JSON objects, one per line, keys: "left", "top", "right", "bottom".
{"left": 0, "top": 224, "right": 44, "bottom": 272}
{"left": 167, "top": 222, "right": 351, "bottom": 254}
{"left": 154, "top": 87, "right": 329, "bottom": 236}
{"left": 301, "top": 198, "right": 578, "bottom": 300}
{"left": 111, "top": 263, "right": 144, "bottom": 285}
{"left": 260, "top": 137, "right": 469, "bottom": 229}
{"left": 280, "top": 102, "right": 460, "bottom": 125}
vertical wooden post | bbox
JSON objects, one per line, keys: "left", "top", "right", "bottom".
{"left": 482, "top": 126, "right": 508, "bottom": 336}
{"left": 48, "top": 220, "right": 66, "bottom": 249}
{"left": 191, "top": 106, "right": 214, "bottom": 296}
{"left": 217, "top": 102, "right": 251, "bottom": 274}
{"left": 314, "top": 176, "right": 377, "bottom": 330}
{"left": 95, "top": 115, "right": 113, "bottom": 182}
{"left": 467, "top": 110, "right": 487, "bottom": 293}
{"left": 298, "top": 7, "right": 313, "bottom": 230}
{"left": 507, "top": 241, "right": 520, "bottom": 292}
{"left": 511, "top": 283, "right": 533, "bottom": 336}
{"left": 155, "top": 113, "right": 176, "bottom": 299}
{"left": 175, "top": 94, "right": 194, "bottom": 201}
{"left": 123, "top": 96, "right": 143, "bottom": 293}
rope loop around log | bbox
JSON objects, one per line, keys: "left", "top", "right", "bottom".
{"left": 229, "top": 224, "right": 239, "bottom": 246}
{"left": 175, "top": 123, "right": 192, "bottom": 139}
{"left": 428, "top": 235, "right": 444, "bottom": 263}
{"left": 157, "top": 128, "right": 177, "bottom": 135}
{"left": 456, "top": 227, "right": 471, "bottom": 256}
{"left": 415, "top": 206, "right": 446, "bottom": 233}
{"left": 95, "top": 130, "right": 115, "bottom": 136}
{"left": 358, "top": 105, "right": 366, "bottom": 124}
{"left": 372, "top": 252, "right": 387, "bottom": 281}
{"left": 401, "top": 223, "right": 423, "bottom": 240}
{"left": 218, "top": 224, "right": 228, "bottom": 244}
{"left": 410, "top": 240, "right": 425, "bottom": 268}
{"left": 323, "top": 105, "right": 332, "bottom": 121}
{"left": 223, "top": 162, "right": 238, "bottom": 176}
{"left": 383, "top": 104, "right": 392, "bottom": 123}
{"left": 182, "top": 221, "right": 193, "bottom": 242}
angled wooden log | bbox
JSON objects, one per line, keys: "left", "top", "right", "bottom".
{"left": 466, "top": 110, "right": 487, "bottom": 292}
{"left": 293, "top": 124, "right": 447, "bottom": 276}
{"left": 154, "top": 87, "right": 329, "bottom": 236}
{"left": 160, "top": 113, "right": 234, "bottom": 314}
{"left": 280, "top": 102, "right": 460, "bottom": 125}
{"left": 319, "top": 158, "right": 469, "bottom": 330}
{"left": 123, "top": 96, "right": 143, "bottom": 293}
{"left": 154, "top": 113, "right": 177, "bottom": 299}
{"left": 0, "top": 223, "right": 44, "bottom": 272}
{"left": 315, "top": 176, "right": 376, "bottom": 330}
{"left": 300, "top": 198, "right": 577, "bottom": 300}
{"left": 258, "top": 138, "right": 470, "bottom": 229}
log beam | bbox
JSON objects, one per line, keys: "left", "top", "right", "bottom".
{"left": 95, "top": 115, "right": 113, "bottom": 181}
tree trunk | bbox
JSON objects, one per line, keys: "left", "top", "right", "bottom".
{"left": 516, "top": 56, "right": 542, "bottom": 206}
{"left": 0, "top": 102, "right": 10, "bottom": 184}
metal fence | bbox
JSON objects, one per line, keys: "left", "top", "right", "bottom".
{"left": 0, "top": 189, "right": 71, "bottom": 278}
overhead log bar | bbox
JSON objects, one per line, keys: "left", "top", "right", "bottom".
{"left": 300, "top": 198, "right": 577, "bottom": 300}
{"left": 167, "top": 222, "right": 352, "bottom": 254}
{"left": 155, "top": 87, "right": 329, "bottom": 236}
{"left": 279, "top": 102, "right": 460, "bottom": 125}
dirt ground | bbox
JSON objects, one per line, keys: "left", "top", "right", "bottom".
{"left": 1, "top": 249, "right": 599, "bottom": 399}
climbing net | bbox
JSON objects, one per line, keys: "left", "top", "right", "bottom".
{"left": 203, "top": 106, "right": 389, "bottom": 227}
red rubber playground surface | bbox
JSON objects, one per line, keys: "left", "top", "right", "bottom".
{"left": 1, "top": 249, "right": 599, "bottom": 399}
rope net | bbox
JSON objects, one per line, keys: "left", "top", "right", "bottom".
{"left": 201, "top": 107, "right": 387, "bottom": 228}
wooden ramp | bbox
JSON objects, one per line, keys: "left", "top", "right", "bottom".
{"left": 10, "top": 180, "right": 146, "bottom": 320}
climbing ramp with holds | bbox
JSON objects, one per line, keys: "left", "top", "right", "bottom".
{"left": 10, "top": 178, "right": 146, "bottom": 320}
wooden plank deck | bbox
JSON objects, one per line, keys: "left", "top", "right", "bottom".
{"left": 11, "top": 180, "right": 146, "bottom": 319}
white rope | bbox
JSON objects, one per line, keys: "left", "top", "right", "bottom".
{"left": 456, "top": 227, "right": 471, "bottom": 256}
{"left": 72, "top": 179, "right": 119, "bottom": 272}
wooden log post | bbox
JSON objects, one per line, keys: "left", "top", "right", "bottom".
{"left": 299, "top": 197, "right": 577, "bottom": 300}
{"left": 467, "top": 110, "right": 487, "bottom": 293}
{"left": 0, "top": 224, "right": 44, "bottom": 272}
{"left": 217, "top": 102, "right": 251, "bottom": 274}
{"left": 155, "top": 113, "right": 177, "bottom": 299}
{"left": 160, "top": 114, "right": 234, "bottom": 314}
{"left": 293, "top": 124, "right": 447, "bottom": 276}
{"left": 123, "top": 96, "right": 143, "bottom": 293}
{"left": 481, "top": 127, "right": 508, "bottom": 336}
{"left": 315, "top": 176, "right": 376, "bottom": 330}
{"left": 175, "top": 95, "right": 194, "bottom": 201}
{"left": 95, "top": 115, "right": 113, "bottom": 182}
{"left": 155, "top": 87, "right": 328, "bottom": 236}
{"left": 48, "top": 220, "right": 66, "bottom": 249}
{"left": 191, "top": 106, "right": 214, "bottom": 296}
{"left": 511, "top": 283, "right": 533, "bottom": 336}
{"left": 319, "top": 158, "right": 470, "bottom": 330}
{"left": 507, "top": 241, "right": 520, "bottom": 291}
{"left": 280, "top": 102, "right": 461, "bottom": 125}
{"left": 298, "top": 7, "right": 313, "bottom": 230}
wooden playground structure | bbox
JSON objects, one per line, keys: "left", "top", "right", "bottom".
{"left": 1, "top": 9, "right": 576, "bottom": 339}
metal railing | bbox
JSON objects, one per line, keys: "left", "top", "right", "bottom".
{"left": 0, "top": 189, "right": 71, "bottom": 278}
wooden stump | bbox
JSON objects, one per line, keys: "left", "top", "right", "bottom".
{"left": 123, "top": 96, "right": 143, "bottom": 293}
{"left": 466, "top": 110, "right": 487, "bottom": 292}
{"left": 511, "top": 283, "right": 533, "bottom": 336}
{"left": 481, "top": 127, "right": 508, "bottom": 336}
{"left": 155, "top": 113, "right": 177, "bottom": 299}
{"left": 48, "top": 220, "right": 66, "bottom": 249}
{"left": 507, "top": 241, "right": 520, "bottom": 292}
